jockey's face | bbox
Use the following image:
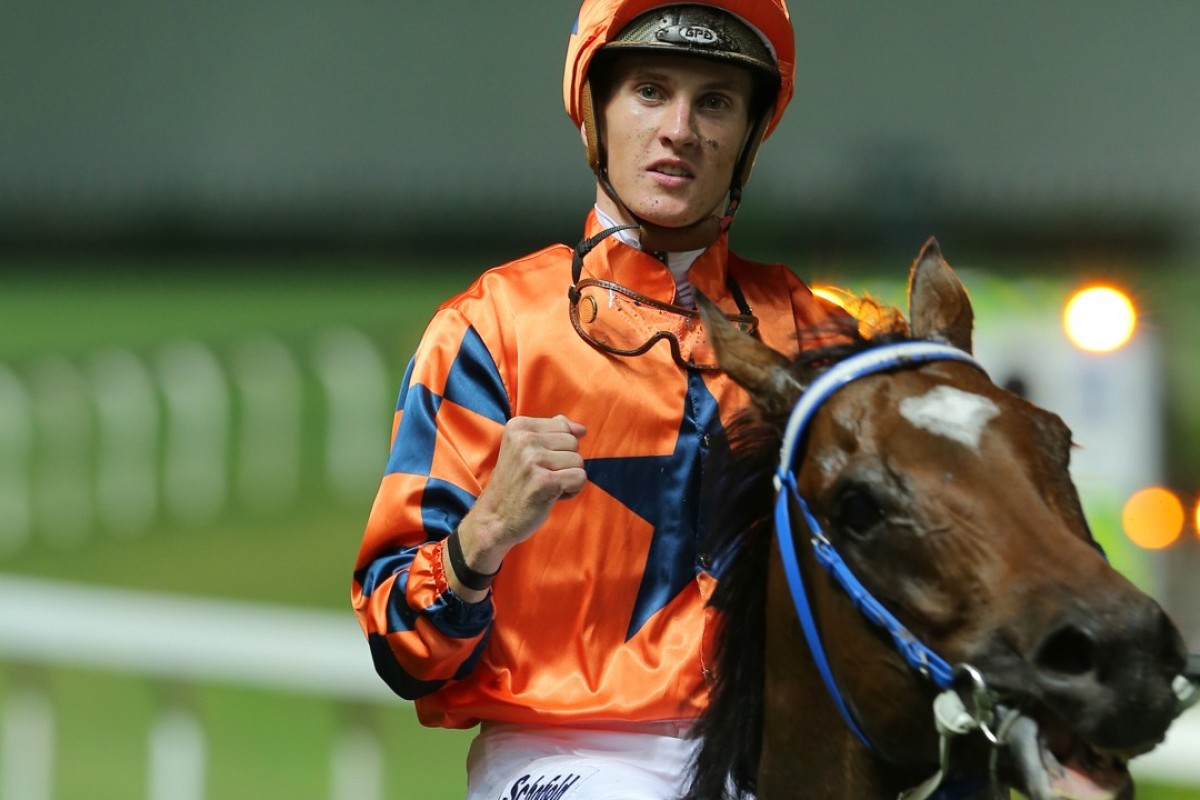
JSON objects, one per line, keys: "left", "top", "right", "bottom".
{"left": 596, "top": 53, "right": 754, "bottom": 231}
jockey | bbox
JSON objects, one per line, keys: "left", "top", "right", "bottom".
{"left": 352, "top": 2, "right": 846, "bottom": 797}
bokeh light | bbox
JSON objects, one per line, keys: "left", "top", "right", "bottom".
{"left": 811, "top": 285, "right": 904, "bottom": 339}
{"left": 1121, "top": 486, "right": 1184, "bottom": 549}
{"left": 1063, "top": 286, "right": 1137, "bottom": 353}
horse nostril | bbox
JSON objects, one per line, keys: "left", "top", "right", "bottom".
{"left": 1035, "top": 625, "right": 1096, "bottom": 677}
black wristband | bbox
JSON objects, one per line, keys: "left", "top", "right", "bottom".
{"left": 445, "top": 530, "right": 500, "bottom": 592}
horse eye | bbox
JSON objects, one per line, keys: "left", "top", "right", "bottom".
{"left": 834, "top": 488, "right": 885, "bottom": 538}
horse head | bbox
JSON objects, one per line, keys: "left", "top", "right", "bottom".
{"left": 686, "top": 239, "right": 1194, "bottom": 800}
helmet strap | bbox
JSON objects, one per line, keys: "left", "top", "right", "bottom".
{"left": 581, "top": 81, "right": 604, "bottom": 175}
{"left": 734, "top": 102, "right": 773, "bottom": 189}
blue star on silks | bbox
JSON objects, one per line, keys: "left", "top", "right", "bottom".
{"left": 584, "top": 372, "right": 726, "bottom": 641}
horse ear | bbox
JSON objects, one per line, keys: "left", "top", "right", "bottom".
{"left": 908, "top": 237, "right": 974, "bottom": 353}
{"left": 697, "top": 291, "right": 801, "bottom": 416}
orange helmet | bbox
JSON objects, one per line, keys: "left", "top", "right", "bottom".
{"left": 564, "top": 1, "right": 795, "bottom": 239}
{"left": 565, "top": 0, "right": 795, "bottom": 141}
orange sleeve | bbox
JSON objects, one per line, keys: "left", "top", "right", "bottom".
{"left": 350, "top": 306, "right": 507, "bottom": 699}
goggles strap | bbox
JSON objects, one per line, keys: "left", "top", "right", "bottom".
{"left": 727, "top": 261, "right": 752, "bottom": 315}
{"left": 570, "top": 223, "right": 639, "bottom": 287}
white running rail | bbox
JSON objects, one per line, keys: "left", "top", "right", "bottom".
{"left": 0, "top": 575, "right": 396, "bottom": 800}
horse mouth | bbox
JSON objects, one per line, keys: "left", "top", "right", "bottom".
{"left": 1005, "top": 708, "right": 1143, "bottom": 800}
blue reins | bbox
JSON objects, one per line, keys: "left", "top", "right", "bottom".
{"left": 772, "top": 341, "right": 985, "bottom": 749}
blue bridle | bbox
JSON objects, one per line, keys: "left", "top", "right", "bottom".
{"left": 772, "top": 340, "right": 986, "bottom": 749}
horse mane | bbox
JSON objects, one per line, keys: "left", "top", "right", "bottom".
{"left": 684, "top": 295, "right": 910, "bottom": 800}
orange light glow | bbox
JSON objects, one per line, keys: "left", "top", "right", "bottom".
{"left": 1122, "top": 487, "right": 1183, "bottom": 549}
{"left": 1063, "top": 286, "right": 1137, "bottom": 353}
{"left": 811, "top": 285, "right": 903, "bottom": 339}
{"left": 1195, "top": 497, "right": 1200, "bottom": 541}
{"left": 811, "top": 286, "right": 847, "bottom": 308}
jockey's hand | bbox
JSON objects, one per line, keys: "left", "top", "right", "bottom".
{"left": 450, "top": 415, "right": 587, "bottom": 599}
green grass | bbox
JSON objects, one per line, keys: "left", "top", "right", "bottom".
{"left": 0, "top": 256, "right": 475, "bottom": 360}
{"left": 0, "top": 666, "right": 474, "bottom": 800}
{"left": 2, "top": 499, "right": 363, "bottom": 609}
{"left": 1135, "top": 786, "right": 1200, "bottom": 800}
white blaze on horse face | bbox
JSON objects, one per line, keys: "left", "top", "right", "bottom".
{"left": 899, "top": 385, "right": 1000, "bottom": 452}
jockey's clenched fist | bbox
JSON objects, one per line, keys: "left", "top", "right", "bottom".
{"left": 449, "top": 415, "right": 587, "bottom": 599}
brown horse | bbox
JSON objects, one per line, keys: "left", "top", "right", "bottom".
{"left": 683, "top": 239, "right": 1195, "bottom": 800}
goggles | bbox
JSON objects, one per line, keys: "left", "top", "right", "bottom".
{"left": 568, "top": 225, "right": 758, "bottom": 371}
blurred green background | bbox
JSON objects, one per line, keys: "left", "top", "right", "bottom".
{"left": 2, "top": 2, "right": 1199, "bottom": 798}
